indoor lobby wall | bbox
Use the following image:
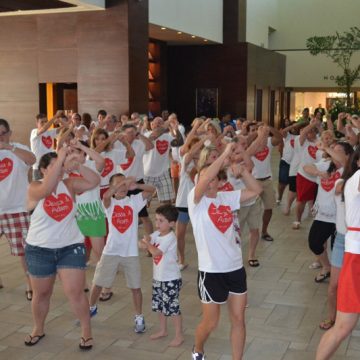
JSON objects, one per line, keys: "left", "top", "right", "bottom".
{"left": 246, "top": 43, "right": 286, "bottom": 125}
{"left": 0, "top": 0, "right": 148, "bottom": 145}
{"left": 167, "top": 43, "right": 248, "bottom": 126}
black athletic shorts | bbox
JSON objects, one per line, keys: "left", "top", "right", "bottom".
{"left": 197, "top": 267, "right": 247, "bottom": 304}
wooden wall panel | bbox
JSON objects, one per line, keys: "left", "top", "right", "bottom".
{"left": 0, "top": 0, "right": 148, "bottom": 145}
{"left": 167, "top": 44, "right": 248, "bottom": 126}
{"left": 0, "top": 17, "right": 37, "bottom": 49}
{"left": 38, "top": 49, "right": 78, "bottom": 83}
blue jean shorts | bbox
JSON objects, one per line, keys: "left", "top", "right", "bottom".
{"left": 176, "top": 207, "right": 189, "bottom": 224}
{"left": 330, "top": 232, "right": 345, "bottom": 268}
{"left": 25, "top": 243, "right": 86, "bottom": 278}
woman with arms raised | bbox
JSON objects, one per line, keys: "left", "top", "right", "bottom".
{"left": 24, "top": 146, "right": 100, "bottom": 350}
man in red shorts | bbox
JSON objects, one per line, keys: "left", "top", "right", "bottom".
{"left": 0, "top": 119, "right": 36, "bottom": 300}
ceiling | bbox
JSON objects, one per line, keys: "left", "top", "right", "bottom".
{"left": 0, "top": 0, "right": 76, "bottom": 12}
{"left": 149, "top": 23, "right": 217, "bottom": 45}
{"left": 0, "top": 0, "right": 104, "bottom": 16}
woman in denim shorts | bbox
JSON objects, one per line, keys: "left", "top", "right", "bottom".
{"left": 24, "top": 146, "right": 100, "bottom": 350}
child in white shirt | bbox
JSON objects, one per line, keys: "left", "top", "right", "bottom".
{"left": 88, "top": 173, "right": 155, "bottom": 333}
{"left": 140, "top": 204, "right": 183, "bottom": 347}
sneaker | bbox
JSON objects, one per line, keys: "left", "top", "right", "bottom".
{"left": 276, "top": 199, "right": 281, "bottom": 205}
{"left": 192, "top": 348, "right": 206, "bottom": 359}
{"left": 134, "top": 314, "right": 146, "bottom": 333}
{"left": 90, "top": 305, "right": 98, "bottom": 318}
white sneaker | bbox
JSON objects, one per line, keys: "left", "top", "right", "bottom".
{"left": 134, "top": 314, "right": 146, "bottom": 333}
{"left": 192, "top": 347, "right": 206, "bottom": 359}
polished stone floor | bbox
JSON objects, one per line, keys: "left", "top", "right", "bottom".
{"left": 1, "top": 152, "right": 360, "bottom": 360}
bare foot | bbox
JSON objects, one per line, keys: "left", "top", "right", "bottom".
{"left": 168, "top": 336, "right": 184, "bottom": 347}
{"left": 149, "top": 331, "right": 168, "bottom": 340}
{"left": 283, "top": 208, "right": 290, "bottom": 216}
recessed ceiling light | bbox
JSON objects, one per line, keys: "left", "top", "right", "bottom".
{"left": 161, "top": 27, "right": 166, "bottom": 30}
{"left": 191, "top": 35, "right": 196, "bottom": 38}
{"left": 177, "top": 31, "right": 182, "bottom": 34}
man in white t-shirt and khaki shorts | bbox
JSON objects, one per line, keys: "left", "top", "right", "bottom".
{"left": 0, "top": 118, "right": 36, "bottom": 300}
{"left": 143, "top": 117, "right": 184, "bottom": 204}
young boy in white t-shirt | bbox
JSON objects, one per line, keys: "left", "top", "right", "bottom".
{"left": 88, "top": 173, "right": 155, "bottom": 333}
{"left": 139, "top": 204, "right": 184, "bottom": 347}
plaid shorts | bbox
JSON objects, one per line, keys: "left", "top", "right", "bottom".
{"left": 0, "top": 212, "right": 30, "bottom": 256}
{"left": 144, "top": 170, "right": 174, "bottom": 202}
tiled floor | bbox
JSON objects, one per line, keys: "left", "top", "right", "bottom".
{"left": 1, "top": 152, "right": 360, "bottom": 359}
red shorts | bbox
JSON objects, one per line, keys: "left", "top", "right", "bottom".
{"left": 337, "top": 252, "right": 360, "bottom": 313}
{"left": 296, "top": 173, "right": 317, "bottom": 202}
{"left": 0, "top": 212, "right": 30, "bottom": 256}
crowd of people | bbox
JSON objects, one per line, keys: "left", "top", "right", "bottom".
{"left": 1, "top": 107, "right": 360, "bottom": 359}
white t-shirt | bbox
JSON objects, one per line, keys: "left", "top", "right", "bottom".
{"left": 289, "top": 136, "right": 302, "bottom": 177}
{"left": 69, "top": 160, "right": 101, "bottom": 205}
{"left": 103, "top": 193, "right": 146, "bottom": 257}
{"left": 0, "top": 143, "right": 32, "bottom": 214}
{"left": 175, "top": 155, "right": 195, "bottom": 208}
{"left": 26, "top": 181, "right": 83, "bottom": 248}
{"left": 99, "top": 149, "right": 126, "bottom": 188}
{"left": 282, "top": 133, "right": 296, "bottom": 165}
{"left": 30, "top": 128, "right": 57, "bottom": 169}
{"left": 227, "top": 168, "right": 256, "bottom": 207}
{"left": 116, "top": 139, "right": 146, "bottom": 180}
{"left": 297, "top": 139, "right": 323, "bottom": 182}
{"left": 313, "top": 160, "right": 342, "bottom": 223}
{"left": 251, "top": 137, "right": 273, "bottom": 179}
{"left": 344, "top": 169, "right": 360, "bottom": 254}
{"left": 188, "top": 188, "right": 243, "bottom": 272}
{"left": 150, "top": 231, "right": 181, "bottom": 282}
{"left": 143, "top": 132, "right": 173, "bottom": 177}
{"left": 334, "top": 179, "right": 346, "bottom": 234}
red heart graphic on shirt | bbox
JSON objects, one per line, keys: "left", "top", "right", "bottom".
{"left": 255, "top": 146, "right": 269, "bottom": 161}
{"left": 42, "top": 136, "right": 53, "bottom": 149}
{"left": 218, "top": 182, "right": 234, "bottom": 192}
{"left": 120, "top": 157, "right": 134, "bottom": 171}
{"left": 321, "top": 171, "right": 341, "bottom": 192}
{"left": 308, "top": 145, "right": 318, "bottom": 159}
{"left": 290, "top": 139, "right": 295, "bottom": 148}
{"left": 208, "top": 203, "right": 233, "bottom": 233}
{"left": 101, "top": 158, "right": 114, "bottom": 177}
{"left": 0, "top": 157, "right": 13, "bottom": 181}
{"left": 153, "top": 243, "right": 163, "bottom": 265}
{"left": 43, "top": 193, "right": 73, "bottom": 222}
{"left": 156, "top": 140, "right": 169, "bottom": 155}
{"left": 111, "top": 205, "right": 133, "bottom": 233}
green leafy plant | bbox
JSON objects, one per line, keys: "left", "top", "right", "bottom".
{"left": 306, "top": 27, "right": 360, "bottom": 109}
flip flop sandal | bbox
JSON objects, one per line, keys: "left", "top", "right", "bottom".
{"left": 319, "top": 319, "right": 335, "bottom": 330}
{"left": 25, "top": 290, "right": 33, "bottom": 301}
{"left": 261, "top": 234, "right": 274, "bottom": 242}
{"left": 314, "top": 271, "right": 331, "bottom": 283}
{"left": 248, "top": 259, "right": 260, "bottom": 267}
{"left": 24, "top": 334, "right": 45, "bottom": 346}
{"left": 99, "top": 291, "right": 113, "bottom": 301}
{"left": 79, "top": 337, "right": 93, "bottom": 350}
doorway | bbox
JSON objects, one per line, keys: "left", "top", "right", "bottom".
{"left": 39, "top": 83, "right": 78, "bottom": 117}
